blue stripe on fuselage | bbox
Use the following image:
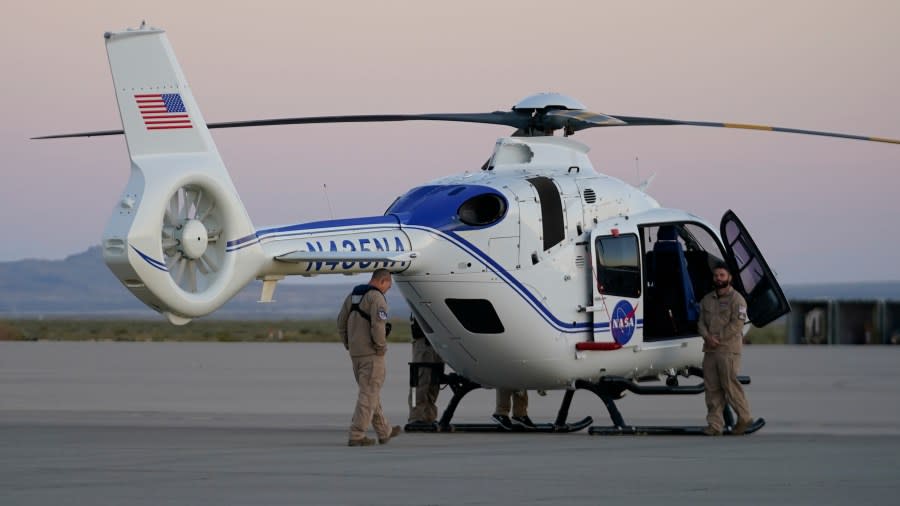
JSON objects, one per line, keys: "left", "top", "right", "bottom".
{"left": 130, "top": 245, "right": 168, "bottom": 272}
{"left": 226, "top": 215, "right": 400, "bottom": 252}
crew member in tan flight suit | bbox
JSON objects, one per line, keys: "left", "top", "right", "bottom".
{"left": 407, "top": 315, "right": 443, "bottom": 426}
{"left": 337, "top": 268, "right": 401, "bottom": 446}
{"left": 698, "top": 263, "right": 753, "bottom": 436}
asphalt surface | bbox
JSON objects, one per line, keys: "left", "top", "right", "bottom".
{"left": 2, "top": 342, "right": 899, "bottom": 505}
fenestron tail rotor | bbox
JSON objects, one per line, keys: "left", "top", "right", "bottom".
{"left": 34, "top": 91, "right": 900, "bottom": 144}
{"left": 162, "top": 184, "right": 224, "bottom": 294}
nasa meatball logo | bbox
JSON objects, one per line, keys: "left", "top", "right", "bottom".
{"left": 610, "top": 300, "right": 638, "bottom": 345}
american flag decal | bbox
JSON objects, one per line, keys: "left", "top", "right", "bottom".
{"left": 135, "top": 93, "right": 193, "bottom": 130}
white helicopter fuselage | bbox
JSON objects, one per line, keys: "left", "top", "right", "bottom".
{"left": 249, "top": 136, "right": 706, "bottom": 389}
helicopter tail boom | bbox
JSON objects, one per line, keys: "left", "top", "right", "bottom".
{"left": 101, "top": 25, "right": 265, "bottom": 324}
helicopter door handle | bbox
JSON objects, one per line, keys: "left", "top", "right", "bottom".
{"left": 577, "top": 305, "right": 605, "bottom": 313}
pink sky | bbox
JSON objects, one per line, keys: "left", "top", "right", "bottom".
{"left": 3, "top": 0, "right": 899, "bottom": 283}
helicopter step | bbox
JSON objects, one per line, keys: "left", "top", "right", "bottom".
{"left": 575, "top": 371, "right": 765, "bottom": 436}
{"left": 402, "top": 363, "right": 592, "bottom": 434}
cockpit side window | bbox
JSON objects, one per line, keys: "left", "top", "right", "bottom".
{"left": 595, "top": 234, "right": 641, "bottom": 298}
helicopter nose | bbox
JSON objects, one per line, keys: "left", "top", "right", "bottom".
{"left": 388, "top": 184, "right": 509, "bottom": 232}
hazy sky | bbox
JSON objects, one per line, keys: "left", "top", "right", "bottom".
{"left": 3, "top": 0, "right": 899, "bottom": 284}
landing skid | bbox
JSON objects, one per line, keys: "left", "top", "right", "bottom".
{"left": 403, "top": 363, "right": 763, "bottom": 436}
{"left": 588, "top": 418, "right": 766, "bottom": 436}
{"left": 406, "top": 417, "right": 593, "bottom": 433}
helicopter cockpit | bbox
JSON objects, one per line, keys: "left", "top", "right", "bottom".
{"left": 641, "top": 222, "right": 724, "bottom": 340}
{"left": 385, "top": 184, "right": 510, "bottom": 231}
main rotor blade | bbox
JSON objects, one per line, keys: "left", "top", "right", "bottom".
{"left": 32, "top": 112, "right": 530, "bottom": 139}
{"left": 207, "top": 112, "right": 529, "bottom": 129}
{"left": 544, "top": 109, "right": 626, "bottom": 130}
{"left": 32, "top": 128, "right": 125, "bottom": 139}
{"left": 32, "top": 109, "right": 900, "bottom": 145}
{"left": 596, "top": 115, "right": 900, "bottom": 145}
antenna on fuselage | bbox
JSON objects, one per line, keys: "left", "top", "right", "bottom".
{"left": 635, "top": 156, "right": 656, "bottom": 192}
{"left": 322, "top": 183, "right": 334, "bottom": 219}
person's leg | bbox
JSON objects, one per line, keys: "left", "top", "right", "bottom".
{"left": 494, "top": 388, "right": 512, "bottom": 416}
{"left": 722, "top": 353, "right": 752, "bottom": 425}
{"left": 349, "top": 356, "right": 376, "bottom": 441}
{"left": 703, "top": 352, "right": 725, "bottom": 432}
{"left": 369, "top": 355, "right": 391, "bottom": 439}
{"left": 511, "top": 390, "right": 529, "bottom": 418}
{"left": 409, "top": 339, "right": 439, "bottom": 422}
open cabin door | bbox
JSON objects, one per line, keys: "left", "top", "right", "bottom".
{"left": 720, "top": 210, "right": 791, "bottom": 327}
{"left": 588, "top": 219, "right": 642, "bottom": 347}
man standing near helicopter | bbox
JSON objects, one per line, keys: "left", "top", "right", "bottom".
{"left": 407, "top": 314, "right": 443, "bottom": 426}
{"left": 337, "top": 268, "right": 401, "bottom": 446}
{"left": 698, "top": 263, "right": 753, "bottom": 436}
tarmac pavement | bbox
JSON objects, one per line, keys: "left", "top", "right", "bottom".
{"left": 2, "top": 342, "right": 899, "bottom": 505}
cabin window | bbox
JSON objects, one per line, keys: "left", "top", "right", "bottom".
{"left": 595, "top": 234, "right": 641, "bottom": 298}
{"left": 445, "top": 299, "right": 505, "bottom": 334}
{"left": 723, "top": 220, "right": 764, "bottom": 294}
{"left": 457, "top": 193, "right": 506, "bottom": 226}
{"left": 526, "top": 176, "right": 564, "bottom": 250}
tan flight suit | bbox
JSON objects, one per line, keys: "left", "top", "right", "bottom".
{"left": 337, "top": 286, "right": 392, "bottom": 441}
{"left": 494, "top": 389, "right": 528, "bottom": 418}
{"left": 698, "top": 286, "right": 752, "bottom": 431}
{"left": 408, "top": 322, "right": 443, "bottom": 423}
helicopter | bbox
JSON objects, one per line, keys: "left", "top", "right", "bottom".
{"left": 38, "top": 24, "right": 900, "bottom": 435}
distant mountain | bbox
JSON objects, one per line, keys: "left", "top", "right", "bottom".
{"left": 1, "top": 247, "right": 898, "bottom": 319}
{"left": 0, "top": 247, "right": 409, "bottom": 319}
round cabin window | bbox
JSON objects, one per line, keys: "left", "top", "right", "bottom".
{"left": 457, "top": 194, "right": 506, "bottom": 226}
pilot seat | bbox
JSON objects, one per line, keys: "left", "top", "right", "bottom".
{"left": 644, "top": 225, "right": 700, "bottom": 338}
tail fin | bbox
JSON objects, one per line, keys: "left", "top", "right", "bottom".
{"left": 105, "top": 25, "right": 214, "bottom": 157}
{"left": 101, "top": 24, "right": 264, "bottom": 324}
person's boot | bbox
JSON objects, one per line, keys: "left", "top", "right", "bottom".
{"left": 702, "top": 426, "right": 722, "bottom": 436}
{"left": 347, "top": 436, "right": 376, "bottom": 447}
{"left": 492, "top": 414, "right": 514, "bottom": 430}
{"left": 379, "top": 425, "right": 402, "bottom": 444}
{"left": 732, "top": 418, "right": 752, "bottom": 435}
{"left": 512, "top": 415, "right": 536, "bottom": 428}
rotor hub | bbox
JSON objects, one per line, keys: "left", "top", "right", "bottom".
{"left": 177, "top": 219, "right": 209, "bottom": 260}
{"left": 513, "top": 92, "right": 586, "bottom": 111}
